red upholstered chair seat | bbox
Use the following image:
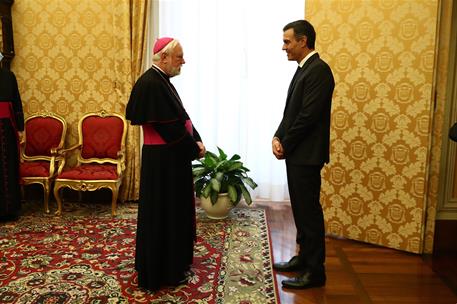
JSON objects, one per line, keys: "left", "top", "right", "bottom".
{"left": 20, "top": 161, "right": 50, "bottom": 177}
{"left": 58, "top": 164, "right": 118, "bottom": 180}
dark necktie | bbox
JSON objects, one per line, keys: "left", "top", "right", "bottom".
{"left": 287, "top": 66, "right": 301, "bottom": 95}
{"left": 291, "top": 66, "right": 301, "bottom": 83}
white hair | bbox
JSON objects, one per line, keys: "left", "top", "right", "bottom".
{"left": 152, "top": 39, "right": 180, "bottom": 62}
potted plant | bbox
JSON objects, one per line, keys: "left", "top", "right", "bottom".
{"left": 192, "top": 147, "right": 258, "bottom": 219}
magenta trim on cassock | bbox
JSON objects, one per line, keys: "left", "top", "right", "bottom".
{"left": 143, "top": 120, "right": 193, "bottom": 145}
{"left": 0, "top": 102, "right": 13, "bottom": 118}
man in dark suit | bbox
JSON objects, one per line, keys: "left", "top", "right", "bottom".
{"left": 272, "top": 20, "right": 334, "bottom": 289}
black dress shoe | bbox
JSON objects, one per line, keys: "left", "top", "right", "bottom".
{"left": 273, "top": 256, "right": 305, "bottom": 272}
{"left": 281, "top": 271, "right": 326, "bottom": 289}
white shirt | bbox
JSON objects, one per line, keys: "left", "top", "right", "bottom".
{"left": 298, "top": 50, "right": 317, "bottom": 68}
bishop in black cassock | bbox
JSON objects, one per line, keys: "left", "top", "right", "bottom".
{"left": 126, "top": 37, "right": 205, "bottom": 291}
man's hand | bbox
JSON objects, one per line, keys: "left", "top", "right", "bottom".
{"left": 272, "top": 137, "right": 284, "bottom": 159}
{"left": 197, "top": 141, "right": 206, "bottom": 158}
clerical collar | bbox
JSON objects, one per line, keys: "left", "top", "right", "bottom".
{"left": 152, "top": 64, "right": 168, "bottom": 77}
{"left": 298, "top": 50, "right": 317, "bottom": 68}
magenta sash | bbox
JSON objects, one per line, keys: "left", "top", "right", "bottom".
{"left": 0, "top": 102, "right": 18, "bottom": 131}
{"left": 143, "top": 120, "right": 193, "bottom": 145}
{"left": 0, "top": 102, "right": 13, "bottom": 119}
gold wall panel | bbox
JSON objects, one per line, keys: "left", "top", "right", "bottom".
{"left": 11, "top": 0, "right": 132, "bottom": 159}
{"left": 307, "top": 0, "right": 439, "bottom": 253}
{"left": 11, "top": 0, "right": 137, "bottom": 200}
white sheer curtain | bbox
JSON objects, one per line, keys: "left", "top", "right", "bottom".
{"left": 149, "top": 0, "right": 305, "bottom": 201}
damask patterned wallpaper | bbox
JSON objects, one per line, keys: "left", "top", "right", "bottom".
{"left": 11, "top": 0, "right": 132, "bottom": 158}
{"left": 307, "top": 0, "right": 440, "bottom": 253}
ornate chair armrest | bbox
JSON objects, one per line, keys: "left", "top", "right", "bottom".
{"left": 57, "top": 143, "right": 81, "bottom": 156}
{"left": 117, "top": 149, "right": 125, "bottom": 160}
{"left": 19, "top": 137, "right": 26, "bottom": 162}
{"left": 50, "top": 146, "right": 64, "bottom": 156}
{"left": 116, "top": 149, "right": 126, "bottom": 175}
{"left": 49, "top": 146, "right": 66, "bottom": 176}
{"left": 56, "top": 143, "right": 82, "bottom": 174}
{"left": 49, "top": 155, "right": 58, "bottom": 177}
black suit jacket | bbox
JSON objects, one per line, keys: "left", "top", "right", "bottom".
{"left": 275, "top": 53, "right": 334, "bottom": 165}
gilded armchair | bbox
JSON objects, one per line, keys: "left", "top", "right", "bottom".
{"left": 20, "top": 112, "right": 67, "bottom": 213}
{"left": 53, "top": 110, "right": 127, "bottom": 216}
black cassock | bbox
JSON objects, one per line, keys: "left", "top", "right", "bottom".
{"left": 126, "top": 66, "right": 201, "bottom": 291}
{"left": 0, "top": 67, "right": 24, "bottom": 221}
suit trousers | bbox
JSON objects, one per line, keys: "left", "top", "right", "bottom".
{"left": 286, "top": 162, "right": 326, "bottom": 274}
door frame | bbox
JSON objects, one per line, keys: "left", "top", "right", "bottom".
{"left": 437, "top": 0, "right": 457, "bottom": 220}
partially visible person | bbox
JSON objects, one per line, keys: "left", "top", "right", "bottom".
{"left": 126, "top": 37, "right": 205, "bottom": 291}
{"left": 272, "top": 20, "right": 335, "bottom": 289}
{"left": 449, "top": 121, "right": 457, "bottom": 142}
{"left": 0, "top": 52, "right": 24, "bottom": 221}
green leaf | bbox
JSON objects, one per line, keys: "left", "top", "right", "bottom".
{"left": 239, "top": 183, "right": 253, "bottom": 205}
{"left": 210, "top": 177, "right": 221, "bottom": 192}
{"left": 229, "top": 154, "right": 241, "bottom": 161}
{"left": 227, "top": 161, "right": 243, "bottom": 172}
{"left": 215, "top": 160, "right": 228, "bottom": 172}
{"left": 215, "top": 172, "right": 224, "bottom": 181}
{"left": 233, "top": 186, "right": 242, "bottom": 206}
{"left": 210, "top": 191, "right": 219, "bottom": 205}
{"left": 193, "top": 159, "right": 204, "bottom": 165}
{"left": 194, "top": 179, "right": 205, "bottom": 197}
{"left": 206, "top": 150, "right": 218, "bottom": 158}
{"left": 202, "top": 183, "right": 212, "bottom": 198}
{"left": 204, "top": 152, "right": 219, "bottom": 167}
{"left": 241, "top": 166, "right": 250, "bottom": 172}
{"left": 227, "top": 184, "right": 237, "bottom": 203}
{"left": 242, "top": 177, "right": 258, "bottom": 189}
{"left": 192, "top": 166, "right": 207, "bottom": 177}
{"left": 217, "top": 146, "right": 227, "bottom": 160}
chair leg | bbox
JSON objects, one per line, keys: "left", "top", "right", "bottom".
{"left": 53, "top": 183, "right": 63, "bottom": 216}
{"left": 43, "top": 182, "right": 50, "bottom": 214}
{"left": 111, "top": 186, "right": 119, "bottom": 216}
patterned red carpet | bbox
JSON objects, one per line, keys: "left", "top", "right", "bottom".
{"left": 0, "top": 202, "right": 279, "bottom": 303}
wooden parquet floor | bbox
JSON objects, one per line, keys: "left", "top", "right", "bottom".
{"left": 253, "top": 201, "right": 457, "bottom": 304}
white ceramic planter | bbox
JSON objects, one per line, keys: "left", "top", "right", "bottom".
{"left": 200, "top": 193, "right": 234, "bottom": 219}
